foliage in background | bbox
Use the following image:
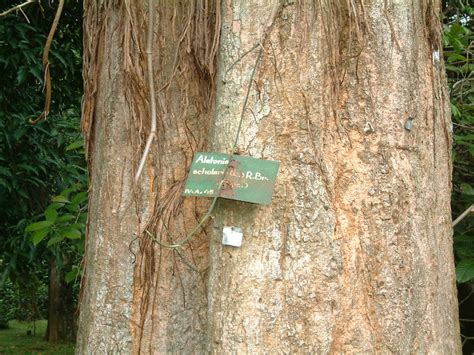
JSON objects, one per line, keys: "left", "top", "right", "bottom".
{"left": 443, "top": 2, "right": 474, "bottom": 351}
{"left": 0, "top": 0, "right": 84, "bottom": 329}
{"left": 0, "top": 280, "right": 16, "bottom": 329}
{"left": 0, "top": 268, "right": 48, "bottom": 329}
{"left": 25, "top": 176, "right": 87, "bottom": 284}
{"left": 442, "top": 6, "right": 474, "bottom": 283}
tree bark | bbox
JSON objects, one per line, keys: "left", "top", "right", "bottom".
{"left": 46, "top": 258, "right": 60, "bottom": 342}
{"left": 78, "top": 1, "right": 460, "bottom": 353}
{"left": 208, "top": 1, "right": 460, "bottom": 353}
{"left": 46, "top": 257, "right": 76, "bottom": 342}
{"left": 78, "top": 1, "right": 217, "bottom": 353}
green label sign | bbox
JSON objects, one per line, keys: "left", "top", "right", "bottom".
{"left": 183, "top": 152, "right": 280, "bottom": 205}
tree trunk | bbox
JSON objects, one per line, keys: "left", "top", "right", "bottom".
{"left": 46, "top": 258, "right": 60, "bottom": 342}
{"left": 77, "top": 1, "right": 217, "bottom": 353}
{"left": 208, "top": 1, "right": 460, "bottom": 353}
{"left": 46, "top": 258, "right": 77, "bottom": 342}
{"left": 78, "top": 1, "right": 460, "bottom": 353}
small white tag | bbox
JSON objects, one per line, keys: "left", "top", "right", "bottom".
{"left": 222, "top": 226, "right": 243, "bottom": 247}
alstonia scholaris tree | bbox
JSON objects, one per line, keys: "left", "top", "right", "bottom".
{"left": 78, "top": 1, "right": 460, "bottom": 353}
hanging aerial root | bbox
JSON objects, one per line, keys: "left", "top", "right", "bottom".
{"left": 134, "top": 0, "right": 157, "bottom": 182}
{"left": 307, "top": 0, "right": 368, "bottom": 134}
{"left": 143, "top": 0, "right": 278, "bottom": 261}
{"left": 131, "top": 2, "right": 223, "bottom": 349}
{"left": 31, "top": 0, "right": 65, "bottom": 124}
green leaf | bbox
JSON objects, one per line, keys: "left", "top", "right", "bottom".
{"left": 66, "top": 140, "right": 84, "bottom": 151}
{"left": 449, "top": 23, "right": 466, "bottom": 37}
{"left": 451, "top": 37, "right": 464, "bottom": 52}
{"left": 446, "top": 64, "right": 461, "bottom": 73}
{"left": 47, "top": 235, "right": 64, "bottom": 247}
{"left": 17, "top": 163, "right": 37, "bottom": 174}
{"left": 45, "top": 207, "right": 58, "bottom": 222}
{"left": 461, "top": 183, "right": 474, "bottom": 196}
{"left": 447, "top": 53, "right": 467, "bottom": 63}
{"left": 51, "top": 51, "right": 67, "bottom": 68}
{"left": 61, "top": 228, "right": 81, "bottom": 239}
{"left": 69, "top": 223, "right": 85, "bottom": 230}
{"left": 456, "top": 259, "right": 474, "bottom": 283}
{"left": 454, "top": 134, "right": 474, "bottom": 142}
{"left": 60, "top": 184, "right": 81, "bottom": 198}
{"left": 0, "top": 167, "right": 12, "bottom": 177}
{"left": 75, "top": 239, "right": 85, "bottom": 254}
{"left": 16, "top": 67, "right": 27, "bottom": 85}
{"left": 64, "top": 270, "right": 78, "bottom": 284}
{"left": 31, "top": 229, "right": 49, "bottom": 246}
{"left": 29, "top": 65, "right": 43, "bottom": 81}
{"left": 48, "top": 202, "right": 65, "bottom": 210}
{"left": 469, "top": 146, "right": 474, "bottom": 157}
{"left": 56, "top": 214, "right": 75, "bottom": 223}
{"left": 65, "top": 204, "right": 79, "bottom": 213}
{"left": 451, "top": 103, "right": 461, "bottom": 118}
{"left": 52, "top": 195, "right": 69, "bottom": 203}
{"left": 71, "top": 191, "right": 88, "bottom": 205}
{"left": 25, "top": 220, "right": 53, "bottom": 232}
{"left": 13, "top": 127, "right": 27, "bottom": 141}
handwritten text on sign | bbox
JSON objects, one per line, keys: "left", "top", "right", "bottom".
{"left": 183, "top": 152, "right": 280, "bottom": 205}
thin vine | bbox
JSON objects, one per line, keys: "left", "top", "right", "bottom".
{"left": 146, "top": 47, "right": 263, "bottom": 252}
{"left": 134, "top": 0, "right": 157, "bottom": 182}
{"left": 144, "top": 3, "right": 282, "bottom": 266}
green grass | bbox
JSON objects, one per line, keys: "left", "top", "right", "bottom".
{"left": 0, "top": 320, "right": 75, "bottom": 355}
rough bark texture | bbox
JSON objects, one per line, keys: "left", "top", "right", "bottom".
{"left": 208, "top": 0, "right": 460, "bottom": 353}
{"left": 46, "top": 258, "right": 76, "bottom": 342}
{"left": 76, "top": 2, "right": 139, "bottom": 351}
{"left": 127, "top": 2, "right": 219, "bottom": 353}
{"left": 78, "top": 0, "right": 218, "bottom": 353}
{"left": 78, "top": 0, "right": 460, "bottom": 353}
{"left": 46, "top": 258, "right": 60, "bottom": 342}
